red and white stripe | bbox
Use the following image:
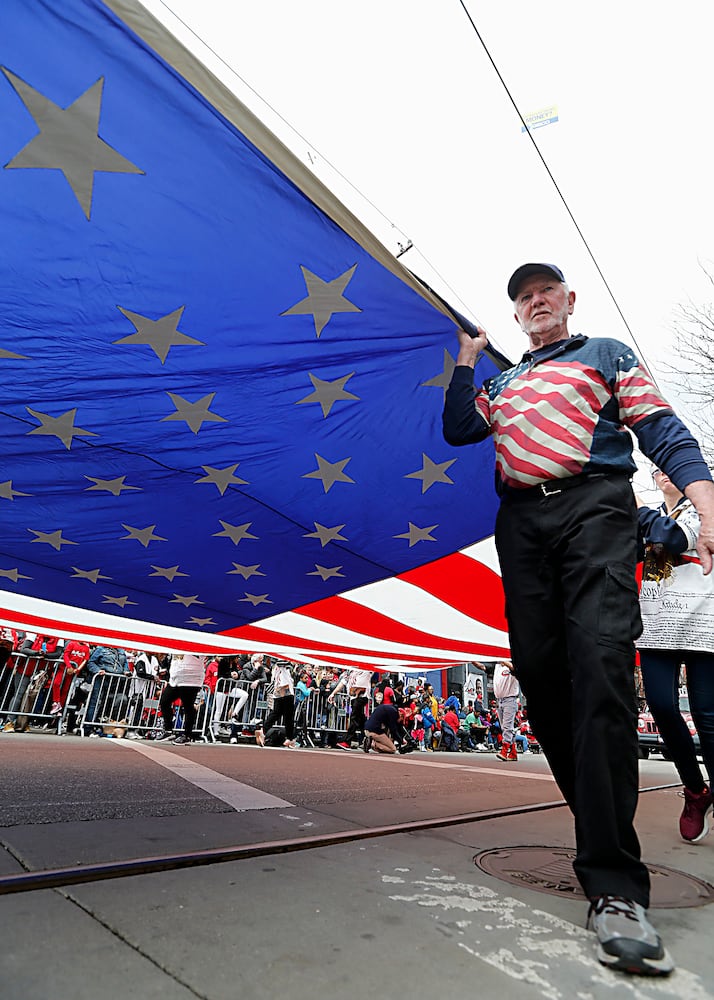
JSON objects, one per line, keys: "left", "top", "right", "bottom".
{"left": 488, "top": 362, "right": 610, "bottom": 487}
{"left": 0, "top": 538, "right": 509, "bottom": 669}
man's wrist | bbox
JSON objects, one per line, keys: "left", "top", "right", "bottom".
{"left": 685, "top": 479, "right": 714, "bottom": 512}
{"left": 455, "top": 349, "right": 481, "bottom": 369}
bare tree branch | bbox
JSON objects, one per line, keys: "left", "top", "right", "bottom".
{"left": 659, "top": 264, "right": 714, "bottom": 464}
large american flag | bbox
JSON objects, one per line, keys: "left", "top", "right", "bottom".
{"left": 0, "top": 0, "right": 507, "bottom": 665}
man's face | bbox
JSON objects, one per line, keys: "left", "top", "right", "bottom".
{"left": 513, "top": 273, "right": 575, "bottom": 347}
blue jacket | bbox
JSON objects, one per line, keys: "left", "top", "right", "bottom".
{"left": 421, "top": 705, "right": 437, "bottom": 729}
{"left": 87, "top": 646, "right": 129, "bottom": 675}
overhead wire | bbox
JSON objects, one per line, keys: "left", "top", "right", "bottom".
{"left": 147, "top": 0, "right": 483, "bottom": 327}
{"left": 455, "top": 0, "right": 659, "bottom": 382}
{"left": 153, "top": 0, "right": 655, "bottom": 371}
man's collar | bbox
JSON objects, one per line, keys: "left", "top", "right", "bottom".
{"left": 521, "top": 333, "right": 588, "bottom": 364}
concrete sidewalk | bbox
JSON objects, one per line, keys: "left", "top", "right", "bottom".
{"left": 1, "top": 761, "right": 713, "bottom": 1000}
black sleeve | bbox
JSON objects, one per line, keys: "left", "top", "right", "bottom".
{"left": 635, "top": 412, "right": 712, "bottom": 492}
{"left": 442, "top": 366, "right": 491, "bottom": 446}
{"left": 217, "top": 657, "right": 233, "bottom": 679}
{"left": 638, "top": 506, "right": 689, "bottom": 554}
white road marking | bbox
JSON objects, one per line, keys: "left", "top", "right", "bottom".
{"left": 357, "top": 752, "right": 557, "bottom": 782}
{"left": 386, "top": 870, "right": 707, "bottom": 999}
{"left": 119, "top": 741, "right": 293, "bottom": 811}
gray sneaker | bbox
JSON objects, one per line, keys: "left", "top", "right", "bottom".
{"left": 586, "top": 895, "right": 673, "bottom": 976}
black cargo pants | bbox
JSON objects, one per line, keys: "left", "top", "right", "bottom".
{"left": 495, "top": 474, "right": 650, "bottom": 906}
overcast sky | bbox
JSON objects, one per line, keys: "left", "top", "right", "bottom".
{"left": 141, "top": 0, "right": 714, "bottom": 493}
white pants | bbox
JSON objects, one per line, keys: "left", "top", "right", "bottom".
{"left": 213, "top": 687, "right": 249, "bottom": 727}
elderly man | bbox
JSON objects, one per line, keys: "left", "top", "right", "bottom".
{"left": 442, "top": 262, "right": 714, "bottom": 977}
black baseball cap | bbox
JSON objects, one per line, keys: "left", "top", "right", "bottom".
{"left": 507, "top": 263, "right": 566, "bottom": 301}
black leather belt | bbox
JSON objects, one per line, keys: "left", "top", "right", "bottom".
{"left": 501, "top": 472, "right": 618, "bottom": 501}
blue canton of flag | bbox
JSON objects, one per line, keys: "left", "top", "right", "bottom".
{"left": 0, "top": 0, "right": 501, "bottom": 643}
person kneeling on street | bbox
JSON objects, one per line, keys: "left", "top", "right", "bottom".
{"left": 363, "top": 703, "right": 405, "bottom": 754}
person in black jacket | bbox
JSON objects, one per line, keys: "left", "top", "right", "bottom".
{"left": 240, "top": 652, "right": 269, "bottom": 686}
{"left": 363, "top": 704, "right": 403, "bottom": 754}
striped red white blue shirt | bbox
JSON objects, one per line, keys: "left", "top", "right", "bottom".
{"left": 443, "top": 335, "right": 709, "bottom": 492}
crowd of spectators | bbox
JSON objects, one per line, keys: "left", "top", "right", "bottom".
{"left": 0, "top": 628, "right": 538, "bottom": 755}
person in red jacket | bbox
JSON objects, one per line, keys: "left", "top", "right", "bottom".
{"left": 441, "top": 707, "right": 461, "bottom": 752}
{"left": 29, "top": 634, "right": 61, "bottom": 657}
{"left": 50, "top": 639, "right": 90, "bottom": 715}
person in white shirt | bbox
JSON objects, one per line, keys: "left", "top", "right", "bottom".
{"left": 329, "top": 667, "right": 373, "bottom": 750}
{"left": 157, "top": 652, "right": 205, "bottom": 744}
{"left": 493, "top": 659, "right": 520, "bottom": 762}
{"left": 254, "top": 660, "right": 297, "bottom": 748}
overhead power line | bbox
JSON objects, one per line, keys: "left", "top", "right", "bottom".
{"left": 150, "top": 0, "right": 484, "bottom": 326}
{"left": 153, "top": 0, "right": 653, "bottom": 366}
{"left": 456, "top": 0, "right": 658, "bottom": 381}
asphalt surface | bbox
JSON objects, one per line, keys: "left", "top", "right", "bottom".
{"left": 1, "top": 734, "right": 713, "bottom": 1000}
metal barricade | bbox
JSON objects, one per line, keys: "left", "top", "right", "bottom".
{"left": 123, "top": 674, "right": 165, "bottom": 739}
{"left": 191, "top": 685, "right": 213, "bottom": 742}
{"left": 79, "top": 672, "right": 134, "bottom": 737}
{"left": 208, "top": 679, "right": 357, "bottom": 746}
{"left": 0, "top": 654, "right": 69, "bottom": 733}
{"left": 78, "top": 673, "right": 211, "bottom": 741}
{"left": 168, "top": 683, "right": 212, "bottom": 743}
{"left": 209, "top": 678, "right": 269, "bottom": 739}
{"left": 0, "top": 658, "right": 373, "bottom": 748}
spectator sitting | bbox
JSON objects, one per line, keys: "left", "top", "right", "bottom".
{"left": 441, "top": 706, "right": 461, "bottom": 752}
{"left": 465, "top": 707, "right": 490, "bottom": 751}
{"left": 444, "top": 692, "right": 461, "bottom": 713}
{"left": 513, "top": 729, "right": 531, "bottom": 754}
{"left": 227, "top": 652, "right": 259, "bottom": 730}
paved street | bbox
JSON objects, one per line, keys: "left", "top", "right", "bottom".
{"left": 1, "top": 734, "right": 713, "bottom": 999}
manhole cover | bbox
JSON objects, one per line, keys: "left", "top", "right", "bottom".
{"left": 474, "top": 846, "right": 714, "bottom": 908}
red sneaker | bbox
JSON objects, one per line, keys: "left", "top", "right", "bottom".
{"left": 679, "top": 786, "right": 713, "bottom": 843}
